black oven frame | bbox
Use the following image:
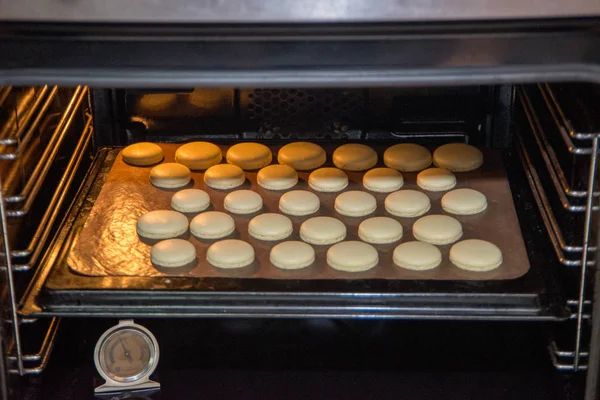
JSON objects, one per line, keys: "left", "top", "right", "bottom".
{"left": 1, "top": 18, "right": 600, "bottom": 399}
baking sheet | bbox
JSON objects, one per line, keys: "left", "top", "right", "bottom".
{"left": 67, "top": 143, "right": 530, "bottom": 280}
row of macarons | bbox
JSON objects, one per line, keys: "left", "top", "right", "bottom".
{"left": 139, "top": 208, "right": 472, "bottom": 246}
{"left": 167, "top": 184, "right": 487, "bottom": 218}
{"left": 149, "top": 229, "right": 502, "bottom": 274}
{"left": 122, "top": 141, "right": 483, "bottom": 174}
{"left": 148, "top": 162, "right": 469, "bottom": 193}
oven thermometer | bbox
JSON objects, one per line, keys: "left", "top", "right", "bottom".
{"left": 94, "top": 320, "right": 160, "bottom": 395}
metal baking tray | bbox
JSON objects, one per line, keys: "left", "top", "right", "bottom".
{"left": 68, "top": 143, "right": 528, "bottom": 281}
{"left": 20, "top": 143, "right": 568, "bottom": 320}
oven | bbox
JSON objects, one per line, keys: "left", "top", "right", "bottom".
{"left": 1, "top": 5, "right": 600, "bottom": 400}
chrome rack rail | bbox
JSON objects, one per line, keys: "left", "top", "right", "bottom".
{"left": 518, "top": 86, "right": 596, "bottom": 266}
{"left": 0, "top": 86, "right": 58, "bottom": 149}
{"left": 517, "top": 84, "right": 600, "bottom": 372}
{"left": 0, "top": 86, "right": 91, "bottom": 375}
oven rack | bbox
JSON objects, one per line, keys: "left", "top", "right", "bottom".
{"left": 516, "top": 84, "right": 600, "bottom": 372}
{"left": 518, "top": 86, "right": 597, "bottom": 265}
{"left": 0, "top": 86, "right": 92, "bottom": 375}
{"left": 17, "top": 141, "right": 567, "bottom": 322}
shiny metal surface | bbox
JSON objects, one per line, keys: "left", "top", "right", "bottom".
{"left": 515, "top": 135, "right": 595, "bottom": 266}
{"left": 19, "top": 146, "right": 566, "bottom": 321}
{"left": 6, "top": 318, "right": 60, "bottom": 375}
{"left": 4, "top": 87, "right": 87, "bottom": 215}
{"left": 573, "top": 135, "right": 598, "bottom": 370}
{"left": 11, "top": 118, "right": 93, "bottom": 271}
{"left": 0, "top": 0, "right": 599, "bottom": 22}
{"left": 520, "top": 86, "right": 599, "bottom": 212}
{"left": 0, "top": 176, "right": 23, "bottom": 375}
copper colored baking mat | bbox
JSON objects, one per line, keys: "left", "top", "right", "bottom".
{"left": 67, "top": 143, "right": 530, "bottom": 280}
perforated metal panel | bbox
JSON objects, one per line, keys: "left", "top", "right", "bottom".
{"left": 240, "top": 89, "right": 364, "bottom": 127}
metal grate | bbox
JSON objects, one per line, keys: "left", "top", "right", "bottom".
{"left": 241, "top": 89, "right": 364, "bottom": 126}
{"left": 517, "top": 84, "right": 600, "bottom": 373}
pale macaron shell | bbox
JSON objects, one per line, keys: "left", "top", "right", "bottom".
{"left": 327, "top": 241, "right": 379, "bottom": 272}
{"left": 416, "top": 167, "right": 457, "bottom": 192}
{"left": 150, "top": 163, "right": 192, "bottom": 189}
{"left": 450, "top": 239, "right": 503, "bottom": 271}
{"left": 175, "top": 141, "right": 222, "bottom": 170}
{"left": 277, "top": 142, "right": 327, "bottom": 170}
{"left": 248, "top": 213, "right": 293, "bottom": 241}
{"left": 308, "top": 167, "right": 349, "bottom": 192}
{"left": 226, "top": 142, "right": 272, "bottom": 170}
{"left": 270, "top": 241, "right": 316, "bottom": 270}
{"left": 122, "top": 142, "right": 164, "bottom": 166}
{"left": 207, "top": 239, "right": 255, "bottom": 269}
{"left": 393, "top": 241, "right": 442, "bottom": 271}
{"left": 433, "top": 143, "right": 483, "bottom": 172}
{"left": 358, "top": 216, "right": 403, "bottom": 244}
{"left": 224, "top": 190, "right": 263, "bottom": 214}
{"left": 383, "top": 143, "right": 432, "bottom": 172}
{"left": 385, "top": 190, "right": 431, "bottom": 217}
{"left": 279, "top": 190, "right": 320, "bottom": 216}
{"left": 300, "top": 216, "right": 347, "bottom": 245}
{"left": 137, "top": 210, "right": 189, "bottom": 239}
{"left": 334, "top": 190, "right": 377, "bottom": 217}
{"left": 362, "top": 167, "right": 404, "bottom": 193}
{"left": 332, "top": 143, "right": 378, "bottom": 171}
{"left": 441, "top": 188, "right": 488, "bottom": 215}
{"left": 412, "top": 214, "right": 463, "bottom": 245}
{"left": 151, "top": 238, "right": 197, "bottom": 267}
{"left": 204, "top": 164, "right": 246, "bottom": 190}
{"left": 171, "top": 189, "right": 211, "bottom": 213}
{"left": 190, "top": 211, "right": 235, "bottom": 239}
{"left": 257, "top": 164, "right": 299, "bottom": 190}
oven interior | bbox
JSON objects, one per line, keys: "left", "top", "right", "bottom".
{"left": 0, "top": 83, "right": 598, "bottom": 398}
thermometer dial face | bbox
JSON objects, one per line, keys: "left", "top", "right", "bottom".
{"left": 95, "top": 323, "right": 158, "bottom": 385}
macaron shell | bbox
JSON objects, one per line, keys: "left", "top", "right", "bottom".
{"left": 190, "top": 211, "right": 235, "bottom": 239}
{"left": 226, "top": 142, "right": 272, "bottom": 170}
{"left": 332, "top": 144, "right": 378, "bottom": 171}
{"left": 150, "top": 163, "right": 192, "bottom": 189}
{"left": 122, "top": 142, "right": 164, "bottom": 166}
{"left": 327, "top": 241, "right": 379, "bottom": 272}
{"left": 308, "top": 167, "right": 349, "bottom": 192}
{"left": 412, "top": 214, "right": 463, "bottom": 245}
{"left": 203, "top": 164, "right": 246, "bottom": 190}
{"left": 334, "top": 190, "right": 377, "bottom": 217}
{"left": 137, "top": 210, "right": 189, "bottom": 239}
{"left": 433, "top": 143, "right": 483, "bottom": 172}
{"left": 393, "top": 241, "right": 442, "bottom": 271}
{"left": 441, "top": 188, "right": 488, "bottom": 215}
{"left": 277, "top": 142, "right": 327, "bottom": 170}
{"left": 384, "top": 190, "right": 431, "bottom": 217}
{"left": 151, "top": 238, "right": 197, "bottom": 267}
{"left": 278, "top": 190, "right": 320, "bottom": 216}
{"left": 362, "top": 167, "right": 404, "bottom": 193}
{"left": 248, "top": 213, "right": 293, "bottom": 241}
{"left": 416, "top": 167, "right": 457, "bottom": 192}
{"left": 223, "top": 190, "right": 263, "bottom": 214}
{"left": 299, "top": 216, "right": 347, "bottom": 245}
{"left": 358, "top": 216, "right": 403, "bottom": 244}
{"left": 257, "top": 164, "right": 299, "bottom": 190}
{"left": 450, "top": 239, "right": 503, "bottom": 271}
{"left": 383, "top": 143, "right": 432, "bottom": 172}
{"left": 270, "top": 241, "right": 316, "bottom": 270}
{"left": 207, "top": 239, "right": 255, "bottom": 269}
{"left": 175, "top": 141, "right": 223, "bottom": 170}
{"left": 171, "top": 189, "right": 211, "bottom": 213}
